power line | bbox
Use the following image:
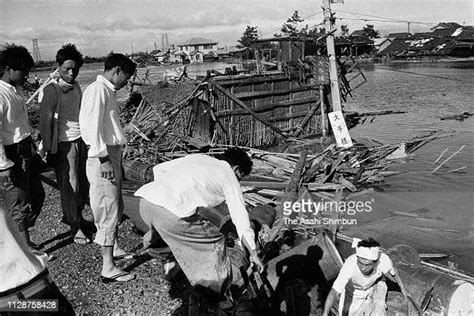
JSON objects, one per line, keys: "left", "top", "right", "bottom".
{"left": 333, "top": 9, "right": 437, "bottom": 26}
{"left": 337, "top": 16, "right": 424, "bottom": 24}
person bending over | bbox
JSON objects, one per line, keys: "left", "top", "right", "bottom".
{"left": 134, "top": 147, "right": 265, "bottom": 296}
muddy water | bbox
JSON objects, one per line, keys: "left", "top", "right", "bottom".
{"left": 343, "top": 62, "right": 474, "bottom": 274}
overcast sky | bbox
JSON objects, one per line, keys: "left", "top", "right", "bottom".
{"left": 1, "top": 0, "right": 473, "bottom": 60}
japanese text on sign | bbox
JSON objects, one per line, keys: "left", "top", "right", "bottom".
{"left": 328, "top": 111, "right": 353, "bottom": 148}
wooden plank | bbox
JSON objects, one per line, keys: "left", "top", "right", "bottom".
{"left": 268, "top": 111, "right": 315, "bottom": 122}
{"left": 213, "top": 83, "right": 288, "bottom": 138}
{"left": 307, "top": 183, "right": 344, "bottom": 191}
{"left": 215, "top": 74, "right": 289, "bottom": 86}
{"left": 294, "top": 98, "right": 322, "bottom": 137}
{"left": 215, "top": 96, "right": 318, "bottom": 117}
{"left": 234, "top": 86, "right": 317, "bottom": 99}
{"left": 240, "top": 181, "right": 288, "bottom": 190}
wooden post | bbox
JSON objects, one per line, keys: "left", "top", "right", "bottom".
{"left": 254, "top": 50, "right": 261, "bottom": 75}
{"left": 320, "top": 85, "right": 327, "bottom": 136}
{"left": 323, "top": 0, "right": 342, "bottom": 112}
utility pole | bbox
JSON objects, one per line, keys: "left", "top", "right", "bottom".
{"left": 322, "top": 0, "right": 342, "bottom": 112}
{"left": 407, "top": 22, "right": 411, "bottom": 34}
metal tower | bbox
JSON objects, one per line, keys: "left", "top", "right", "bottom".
{"left": 32, "top": 39, "right": 41, "bottom": 63}
{"left": 161, "top": 33, "right": 169, "bottom": 51}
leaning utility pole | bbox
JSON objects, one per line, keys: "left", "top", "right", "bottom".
{"left": 322, "top": 0, "right": 342, "bottom": 112}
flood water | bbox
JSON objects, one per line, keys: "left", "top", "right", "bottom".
{"left": 344, "top": 62, "right": 474, "bottom": 274}
{"left": 33, "top": 60, "right": 474, "bottom": 274}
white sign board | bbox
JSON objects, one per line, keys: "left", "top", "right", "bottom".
{"left": 328, "top": 111, "right": 353, "bottom": 148}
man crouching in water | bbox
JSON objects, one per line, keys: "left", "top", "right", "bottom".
{"left": 134, "top": 147, "right": 265, "bottom": 300}
{"left": 323, "top": 238, "right": 409, "bottom": 316}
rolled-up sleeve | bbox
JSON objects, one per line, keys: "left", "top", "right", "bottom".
{"left": 80, "top": 84, "right": 108, "bottom": 158}
{"left": 38, "top": 84, "right": 56, "bottom": 152}
{"left": 0, "top": 99, "right": 14, "bottom": 170}
{"left": 222, "top": 168, "right": 256, "bottom": 251}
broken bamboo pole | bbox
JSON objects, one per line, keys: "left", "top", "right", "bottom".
{"left": 433, "top": 146, "right": 449, "bottom": 164}
{"left": 293, "top": 98, "right": 322, "bottom": 137}
{"left": 26, "top": 69, "right": 59, "bottom": 104}
{"left": 430, "top": 145, "right": 465, "bottom": 174}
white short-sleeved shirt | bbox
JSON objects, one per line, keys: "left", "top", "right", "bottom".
{"left": 332, "top": 253, "right": 395, "bottom": 294}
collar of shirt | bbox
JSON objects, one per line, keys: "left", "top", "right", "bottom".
{"left": 0, "top": 79, "right": 18, "bottom": 92}
{"left": 96, "top": 75, "right": 116, "bottom": 92}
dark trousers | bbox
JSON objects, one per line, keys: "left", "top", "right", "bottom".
{"left": 55, "top": 138, "right": 89, "bottom": 232}
{"left": 1, "top": 137, "right": 45, "bottom": 232}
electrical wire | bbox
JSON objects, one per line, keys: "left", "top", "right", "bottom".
{"left": 332, "top": 9, "right": 437, "bottom": 26}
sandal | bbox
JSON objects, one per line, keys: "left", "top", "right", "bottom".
{"left": 101, "top": 272, "right": 135, "bottom": 284}
{"left": 73, "top": 235, "right": 91, "bottom": 245}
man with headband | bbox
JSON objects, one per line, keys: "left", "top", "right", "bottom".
{"left": 323, "top": 238, "right": 408, "bottom": 315}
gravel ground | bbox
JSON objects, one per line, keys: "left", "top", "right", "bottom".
{"left": 27, "top": 185, "right": 192, "bottom": 315}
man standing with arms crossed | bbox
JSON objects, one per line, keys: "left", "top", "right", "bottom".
{"left": 79, "top": 53, "right": 136, "bottom": 283}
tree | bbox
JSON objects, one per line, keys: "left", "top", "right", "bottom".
{"left": 340, "top": 24, "right": 349, "bottom": 37}
{"left": 363, "top": 24, "right": 379, "bottom": 38}
{"left": 238, "top": 25, "right": 259, "bottom": 49}
{"left": 281, "top": 11, "right": 308, "bottom": 37}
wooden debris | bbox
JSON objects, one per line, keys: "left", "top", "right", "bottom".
{"left": 307, "top": 183, "right": 344, "bottom": 191}
{"left": 431, "top": 145, "right": 465, "bottom": 174}
{"left": 447, "top": 166, "right": 468, "bottom": 173}
{"left": 433, "top": 147, "right": 449, "bottom": 164}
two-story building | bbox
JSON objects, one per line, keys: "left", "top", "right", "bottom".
{"left": 177, "top": 37, "right": 218, "bottom": 63}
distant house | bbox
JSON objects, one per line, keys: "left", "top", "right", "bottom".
{"left": 149, "top": 50, "right": 170, "bottom": 63}
{"left": 350, "top": 30, "right": 370, "bottom": 38}
{"left": 177, "top": 38, "right": 218, "bottom": 63}
{"left": 431, "top": 22, "right": 463, "bottom": 31}
{"left": 373, "top": 38, "right": 393, "bottom": 53}
{"left": 378, "top": 22, "right": 474, "bottom": 59}
{"left": 386, "top": 32, "right": 412, "bottom": 41}
{"left": 335, "top": 31, "right": 375, "bottom": 57}
{"left": 216, "top": 46, "right": 246, "bottom": 60}
{"left": 169, "top": 49, "right": 185, "bottom": 63}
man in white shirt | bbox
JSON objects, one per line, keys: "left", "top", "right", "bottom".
{"left": 0, "top": 204, "right": 74, "bottom": 314}
{"left": 323, "top": 238, "right": 409, "bottom": 316}
{"left": 135, "top": 148, "right": 265, "bottom": 296}
{"left": 0, "top": 44, "right": 45, "bottom": 249}
{"left": 79, "top": 53, "right": 136, "bottom": 283}
{"left": 39, "top": 44, "right": 90, "bottom": 245}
